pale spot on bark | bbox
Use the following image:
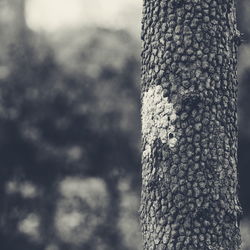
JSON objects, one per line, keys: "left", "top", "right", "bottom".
{"left": 141, "top": 85, "right": 177, "bottom": 158}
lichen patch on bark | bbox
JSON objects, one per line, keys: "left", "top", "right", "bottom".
{"left": 141, "top": 85, "right": 177, "bottom": 159}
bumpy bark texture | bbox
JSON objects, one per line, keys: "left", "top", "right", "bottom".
{"left": 140, "top": 0, "right": 242, "bottom": 249}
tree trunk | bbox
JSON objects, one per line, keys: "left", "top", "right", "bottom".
{"left": 140, "top": 0, "right": 242, "bottom": 249}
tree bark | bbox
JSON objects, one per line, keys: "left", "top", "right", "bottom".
{"left": 140, "top": 0, "right": 242, "bottom": 249}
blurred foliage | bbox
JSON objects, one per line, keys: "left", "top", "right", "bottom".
{"left": 0, "top": 1, "right": 141, "bottom": 249}
{"left": 0, "top": 0, "right": 250, "bottom": 250}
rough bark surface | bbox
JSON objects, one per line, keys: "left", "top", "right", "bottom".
{"left": 140, "top": 0, "right": 242, "bottom": 249}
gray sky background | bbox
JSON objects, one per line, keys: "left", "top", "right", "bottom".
{"left": 26, "top": 0, "right": 142, "bottom": 35}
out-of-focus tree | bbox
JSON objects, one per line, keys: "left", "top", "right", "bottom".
{"left": 237, "top": 0, "right": 250, "bottom": 221}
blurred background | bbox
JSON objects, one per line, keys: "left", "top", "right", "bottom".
{"left": 0, "top": 0, "right": 250, "bottom": 249}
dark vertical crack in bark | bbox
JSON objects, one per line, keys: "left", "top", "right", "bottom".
{"left": 140, "top": 0, "right": 242, "bottom": 249}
